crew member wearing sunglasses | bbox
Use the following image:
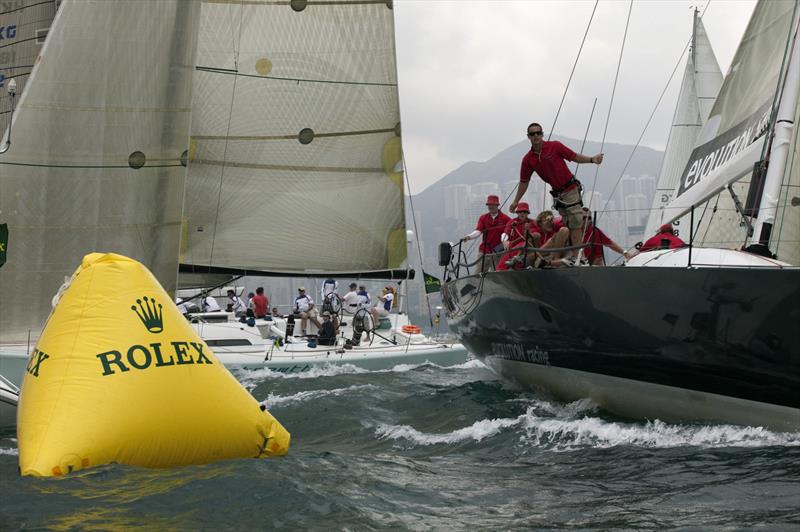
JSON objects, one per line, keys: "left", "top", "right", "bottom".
{"left": 510, "top": 123, "right": 603, "bottom": 260}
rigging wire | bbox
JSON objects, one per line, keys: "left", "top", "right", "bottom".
{"left": 588, "top": 0, "right": 633, "bottom": 210}
{"left": 207, "top": 3, "right": 245, "bottom": 270}
{"left": 500, "top": 0, "right": 598, "bottom": 212}
{"left": 598, "top": 2, "right": 711, "bottom": 224}
{"left": 548, "top": 0, "right": 599, "bottom": 142}
{"left": 573, "top": 98, "right": 598, "bottom": 180}
{"left": 402, "top": 158, "right": 435, "bottom": 327}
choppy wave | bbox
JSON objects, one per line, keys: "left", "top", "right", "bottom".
{"left": 236, "top": 363, "right": 369, "bottom": 389}
{"left": 261, "top": 384, "right": 376, "bottom": 409}
{"left": 376, "top": 416, "right": 522, "bottom": 445}
{"left": 520, "top": 413, "right": 800, "bottom": 450}
{"left": 375, "top": 398, "right": 800, "bottom": 450}
{"left": 0, "top": 447, "right": 18, "bottom": 456}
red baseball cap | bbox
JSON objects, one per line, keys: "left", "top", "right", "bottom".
{"left": 658, "top": 223, "right": 674, "bottom": 234}
{"left": 486, "top": 195, "right": 500, "bottom": 205}
{"left": 515, "top": 202, "right": 530, "bottom": 213}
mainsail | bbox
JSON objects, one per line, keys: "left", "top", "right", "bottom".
{"left": 0, "top": 0, "right": 200, "bottom": 343}
{"left": 181, "top": 0, "right": 407, "bottom": 277}
{"left": 666, "top": 0, "right": 796, "bottom": 254}
{"left": 644, "top": 11, "right": 722, "bottom": 238}
{"left": 0, "top": 0, "right": 57, "bottom": 139}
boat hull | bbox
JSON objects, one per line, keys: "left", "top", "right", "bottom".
{"left": 0, "top": 375, "right": 20, "bottom": 427}
{"left": 444, "top": 267, "right": 800, "bottom": 431}
{"left": 211, "top": 342, "right": 470, "bottom": 374}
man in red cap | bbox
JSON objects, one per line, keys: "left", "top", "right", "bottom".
{"left": 460, "top": 194, "right": 511, "bottom": 272}
{"left": 497, "top": 202, "right": 541, "bottom": 270}
{"left": 510, "top": 122, "right": 604, "bottom": 259}
{"left": 638, "top": 223, "right": 687, "bottom": 253}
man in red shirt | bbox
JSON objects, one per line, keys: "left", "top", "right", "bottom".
{"left": 251, "top": 286, "right": 269, "bottom": 319}
{"left": 578, "top": 208, "right": 629, "bottom": 265}
{"left": 460, "top": 194, "right": 512, "bottom": 272}
{"left": 510, "top": 122, "right": 604, "bottom": 259}
{"left": 497, "top": 202, "right": 541, "bottom": 270}
{"left": 638, "top": 223, "right": 687, "bottom": 253}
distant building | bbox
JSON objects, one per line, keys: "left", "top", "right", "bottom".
{"left": 444, "top": 184, "right": 470, "bottom": 219}
{"left": 470, "top": 182, "right": 499, "bottom": 203}
{"left": 639, "top": 175, "right": 656, "bottom": 204}
{"left": 625, "top": 193, "right": 648, "bottom": 244}
{"left": 587, "top": 191, "right": 604, "bottom": 213}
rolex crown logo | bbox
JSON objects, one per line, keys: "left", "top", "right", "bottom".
{"left": 131, "top": 296, "right": 164, "bottom": 333}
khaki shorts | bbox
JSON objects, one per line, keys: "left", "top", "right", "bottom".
{"left": 557, "top": 186, "right": 584, "bottom": 230}
{"left": 300, "top": 308, "right": 319, "bottom": 319}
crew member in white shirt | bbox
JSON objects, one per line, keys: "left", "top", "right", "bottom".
{"left": 227, "top": 289, "right": 248, "bottom": 317}
{"left": 342, "top": 282, "right": 360, "bottom": 316}
{"left": 202, "top": 295, "right": 221, "bottom": 312}
{"left": 293, "top": 286, "right": 320, "bottom": 336}
{"left": 370, "top": 286, "right": 395, "bottom": 326}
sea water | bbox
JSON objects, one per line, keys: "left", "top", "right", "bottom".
{"left": 1, "top": 360, "right": 798, "bottom": 529}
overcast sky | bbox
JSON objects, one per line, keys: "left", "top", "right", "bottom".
{"left": 393, "top": 0, "right": 757, "bottom": 193}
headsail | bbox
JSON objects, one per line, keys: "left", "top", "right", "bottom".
{"left": 644, "top": 11, "right": 722, "bottom": 237}
{"left": 665, "top": 0, "right": 796, "bottom": 250}
{"left": 0, "top": 0, "right": 200, "bottom": 343}
{"left": 181, "top": 0, "right": 407, "bottom": 276}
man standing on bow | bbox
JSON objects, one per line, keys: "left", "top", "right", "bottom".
{"left": 510, "top": 122, "right": 604, "bottom": 258}
{"left": 460, "top": 194, "right": 512, "bottom": 272}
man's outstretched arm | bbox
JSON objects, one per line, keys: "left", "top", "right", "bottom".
{"left": 573, "top": 153, "right": 604, "bottom": 164}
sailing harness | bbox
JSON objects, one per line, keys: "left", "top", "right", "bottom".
{"left": 550, "top": 176, "right": 584, "bottom": 211}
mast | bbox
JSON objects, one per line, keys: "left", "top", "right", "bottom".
{"left": 644, "top": 8, "right": 722, "bottom": 236}
{"left": 749, "top": 15, "right": 800, "bottom": 253}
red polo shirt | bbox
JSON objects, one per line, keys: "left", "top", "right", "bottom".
{"left": 540, "top": 217, "right": 566, "bottom": 245}
{"left": 582, "top": 225, "right": 614, "bottom": 264}
{"left": 503, "top": 218, "right": 539, "bottom": 248}
{"left": 520, "top": 141, "right": 577, "bottom": 190}
{"left": 640, "top": 233, "right": 686, "bottom": 252}
{"left": 475, "top": 211, "right": 512, "bottom": 253}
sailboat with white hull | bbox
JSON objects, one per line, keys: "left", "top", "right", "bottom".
{"left": 443, "top": 1, "right": 800, "bottom": 431}
{"left": 177, "top": 0, "right": 467, "bottom": 371}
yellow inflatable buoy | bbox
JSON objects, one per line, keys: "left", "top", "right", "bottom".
{"left": 17, "top": 252, "right": 289, "bottom": 477}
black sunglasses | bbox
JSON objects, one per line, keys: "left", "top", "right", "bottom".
{"left": 527, "top": 131, "right": 544, "bottom": 137}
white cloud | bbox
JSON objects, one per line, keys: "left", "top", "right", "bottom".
{"left": 394, "top": 0, "right": 756, "bottom": 192}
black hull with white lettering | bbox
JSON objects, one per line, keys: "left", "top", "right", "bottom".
{"left": 443, "top": 264, "right": 800, "bottom": 431}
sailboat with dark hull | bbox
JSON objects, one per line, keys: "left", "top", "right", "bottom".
{"left": 443, "top": 1, "right": 800, "bottom": 431}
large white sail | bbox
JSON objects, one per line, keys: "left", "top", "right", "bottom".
{"left": 644, "top": 12, "right": 722, "bottom": 237}
{"left": 0, "top": 0, "right": 201, "bottom": 343}
{"left": 0, "top": 0, "right": 57, "bottom": 139}
{"left": 666, "top": 0, "right": 795, "bottom": 250}
{"left": 181, "top": 0, "right": 407, "bottom": 276}
{"left": 771, "top": 89, "right": 800, "bottom": 265}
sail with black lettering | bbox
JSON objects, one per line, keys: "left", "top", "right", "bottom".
{"left": 181, "top": 0, "right": 407, "bottom": 277}
{"left": 644, "top": 11, "right": 722, "bottom": 238}
{"left": 665, "top": 0, "right": 796, "bottom": 253}
{"left": 0, "top": 0, "right": 200, "bottom": 344}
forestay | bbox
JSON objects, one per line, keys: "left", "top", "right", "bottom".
{"left": 182, "top": 0, "right": 407, "bottom": 276}
{"left": 0, "top": 0, "right": 200, "bottom": 344}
